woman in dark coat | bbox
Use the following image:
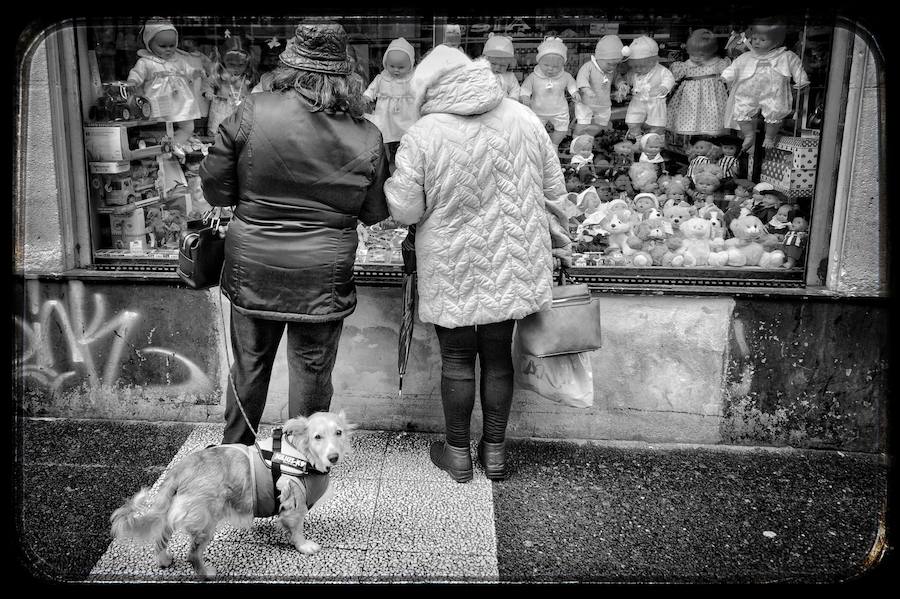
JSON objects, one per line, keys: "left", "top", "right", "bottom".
{"left": 200, "top": 21, "right": 390, "bottom": 445}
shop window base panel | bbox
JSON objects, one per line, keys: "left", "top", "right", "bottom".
{"left": 565, "top": 266, "right": 805, "bottom": 289}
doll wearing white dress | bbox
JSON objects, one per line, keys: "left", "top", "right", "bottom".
{"left": 363, "top": 37, "right": 418, "bottom": 166}
{"left": 127, "top": 18, "right": 200, "bottom": 144}
{"left": 721, "top": 20, "right": 809, "bottom": 152}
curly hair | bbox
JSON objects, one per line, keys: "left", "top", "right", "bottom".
{"left": 263, "top": 64, "right": 368, "bottom": 118}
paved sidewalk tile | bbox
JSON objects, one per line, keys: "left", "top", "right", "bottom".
{"left": 89, "top": 424, "right": 500, "bottom": 583}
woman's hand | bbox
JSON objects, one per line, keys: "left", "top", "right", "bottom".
{"left": 552, "top": 247, "right": 573, "bottom": 269}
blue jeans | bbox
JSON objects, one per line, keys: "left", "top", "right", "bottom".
{"left": 223, "top": 306, "right": 344, "bottom": 445}
{"left": 433, "top": 320, "right": 515, "bottom": 448}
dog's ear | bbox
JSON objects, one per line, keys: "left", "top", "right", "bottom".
{"left": 283, "top": 416, "right": 309, "bottom": 442}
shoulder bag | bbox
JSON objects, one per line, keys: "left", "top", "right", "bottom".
{"left": 515, "top": 269, "right": 602, "bottom": 357}
{"left": 177, "top": 207, "right": 228, "bottom": 290}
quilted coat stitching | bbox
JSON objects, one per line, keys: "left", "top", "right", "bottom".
{"left": 385, "top": 60, "right": 567, "bottom": 328}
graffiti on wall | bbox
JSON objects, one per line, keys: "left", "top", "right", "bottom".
{"left": 15, "top": 279, "right": 213, "bottom": 397}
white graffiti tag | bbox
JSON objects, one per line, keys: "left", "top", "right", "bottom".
{"left": 15, "top": 280, "right": 212, "bottom": 396}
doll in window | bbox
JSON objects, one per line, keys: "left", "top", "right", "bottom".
{"left": 667, "top": 29, "right": 731, "bottom": 138}
{"left": 617, "top": 35, "right": 675, "bottom": 141}
{"left": 205, "top": 34, "right": 258, "bottom": 137}
{"left": 721, "top": 18, "right": 810, "bottom": 151}
{"left": 127, "top": 18, "right": 201, "bottom": 145}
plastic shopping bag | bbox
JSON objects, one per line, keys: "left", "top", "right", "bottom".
{"left": 512, "top": 334, "right": 594, "bottom": 408}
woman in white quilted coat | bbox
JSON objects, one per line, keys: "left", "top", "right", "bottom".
{"left": 385, "top": 45, "right": 572, "bottom": 483}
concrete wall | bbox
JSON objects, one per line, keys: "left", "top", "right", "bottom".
{"left": 19, "top": 36, "right": 64, "bottom": 272}
{"left": 15, "top": 280, "right": 889, "bottom": 452}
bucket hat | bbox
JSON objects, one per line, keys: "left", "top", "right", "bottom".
{"left": 279, "top": 21, "right": 351, "bottom": 75}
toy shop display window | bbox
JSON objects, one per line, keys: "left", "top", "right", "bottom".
{"left": 59, "top": 14, "right": 842, "bottom": 288}
{"left": 445, "top": 13, "right": 837, "bottom": 289}
{"left": 70, "top": 16, "right": 433, "bottom": 277}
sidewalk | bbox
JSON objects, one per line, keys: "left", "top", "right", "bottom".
{"left": 14, "top": 417, "right": 893, "bottom": 585}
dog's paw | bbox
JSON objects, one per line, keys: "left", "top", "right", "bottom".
{"left": 295, "top": 539, "right": 321, "bottom": 555}
{"left": 156, "top": 551, "right": 173, "bottom": 568}
{"left": 196, "top": 564, "right": 217, "bottom": 580}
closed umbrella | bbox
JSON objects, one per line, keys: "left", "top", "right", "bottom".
{"left": 398, "top": 225, "right": 416, "bottom": 398}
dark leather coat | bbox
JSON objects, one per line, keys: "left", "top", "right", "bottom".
{"left": 200, "top": 91, "right": 390, "bottom": 321}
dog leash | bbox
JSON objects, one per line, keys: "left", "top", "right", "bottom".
{"left": 216, "top": 291, "right": 323, "bottom": 515}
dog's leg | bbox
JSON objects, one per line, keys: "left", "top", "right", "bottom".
{"left": 277, "top": 478, "right": 320, "bottom": 554}
{"left": 155, "top": 522, "right": 174, "bottom": 568}
{"left": 186, "top": 525, "right": 217, "bottom": 579}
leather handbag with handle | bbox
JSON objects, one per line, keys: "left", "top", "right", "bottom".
{"left": 177, "top": 207, "right": 228, "bottom": 290}
{"left": 515, "top": 269, "right": 602, "bottom": 357}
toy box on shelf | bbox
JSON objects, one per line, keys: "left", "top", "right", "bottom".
{"left": 84, "top": 118, "right": 170, "bottom": 162}
{"left": 758, "top": 136, "right": 820, "bottom": 199}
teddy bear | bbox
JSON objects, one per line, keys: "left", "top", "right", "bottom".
{"left": 597, "top": 205, "right": 649, "bottom": 264}
{"left": 676, "top": 216, "right": 729, "bottom": 267}
{"left": 628, "top": 217, "right": 685, "bottom": 266}
{"left": 662, "top": 203, "right": 696, "bottom": 238}
{"left": 724, "top": 214, "right": 786, "bottom": 268}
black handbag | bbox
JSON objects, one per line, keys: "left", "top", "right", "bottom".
{"left": 177, "top": 208, "right": 228, "bottom": 290}
{"left": 516, "top": 269, "right": 602, "bottom": 357}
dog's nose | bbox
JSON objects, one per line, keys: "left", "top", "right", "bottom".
{"left": 328, "top": 453, "right": 340, "bottom": 465}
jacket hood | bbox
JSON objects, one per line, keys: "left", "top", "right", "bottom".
{"left": 412, "top": 45, "right": 505, "bottom": 117}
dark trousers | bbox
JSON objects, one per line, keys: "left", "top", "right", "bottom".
{"left": 223, "top": 306, "right": 344, "bottom": 445}
{"left": 433, "top": 320, "right": 516, "bottom": 448}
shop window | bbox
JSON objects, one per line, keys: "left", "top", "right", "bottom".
{"left": 445, "top": 13, "right": 836, "bottom": 288}
{"left": 73, "top": 16, "right": 433, "bottom": 275}
{"left": 67, "top": 13, "right": 837, "bottom": 288}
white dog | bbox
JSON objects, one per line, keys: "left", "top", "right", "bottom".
{"left": 110, "top": 411, "right": 353, "bottom": 578}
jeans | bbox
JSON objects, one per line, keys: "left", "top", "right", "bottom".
{"left": 433, "top": 320, "right": 515, "bottom": 448}
{"left": 223, "top": 306, "right": 344, "bottom": 445}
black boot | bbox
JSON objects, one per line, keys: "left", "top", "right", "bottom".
{"left": 477, "top": 439, "right": 508, "bottom": 480}
{"left": 429, "top": 441, "right": 473, "bottom": 483}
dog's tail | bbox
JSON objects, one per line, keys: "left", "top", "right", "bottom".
{"left": 110, "top": 477, "right": 177, "bottom": 543}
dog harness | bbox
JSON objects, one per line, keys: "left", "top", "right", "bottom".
{"left": 222, "top": 428, "right": 329, "bottom": 518}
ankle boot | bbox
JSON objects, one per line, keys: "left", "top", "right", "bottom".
{"left": 429, "top": 441, "right": 473, "bottom": 483}
{"left": 477, "top": 439, "right": 508, "bottom": 480}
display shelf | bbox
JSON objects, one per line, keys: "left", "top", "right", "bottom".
{"left": 84, "top": 116, "right": 166, "bottom": 128}
{"left": 94, "top": 190, "right": 190, "bottom": 215}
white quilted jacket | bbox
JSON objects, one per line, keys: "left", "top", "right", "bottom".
{"left": 384, "top": 54, "right": 569, "bottom": 329}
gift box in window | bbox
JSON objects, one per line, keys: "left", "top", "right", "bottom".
{"left": 758, "top": 136, "right": 819, "bottom": 198}
{"left": 766, "top": 136, "right": 820, "bottom": 169}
